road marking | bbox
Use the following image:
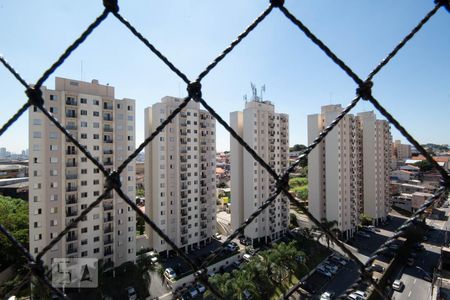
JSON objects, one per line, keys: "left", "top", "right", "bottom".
{"left": 408, "top": 290, "right": 412, "bottom": 297}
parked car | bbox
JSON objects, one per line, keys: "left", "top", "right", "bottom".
{"left": 347, "top": 293, "right": 364, "bottom": 300}
{"left": 369, "top": 264, "right": 385, "bottom": 273}
{"left": 356, "top": 231, "right": 371, "bottom": 238}
{"left": 392, "top": 280, "right": 405, "bottom": 292}
{"left": 317, "top": 267, "right": 332, "bottom": 278}
{"left": 226, "top": 242, "right": 239, "bottom": 252}
{"left": 320, "top": 291, "right": 335, "bottom": 300}
{"left": 164, "top": 268, "right": 177, "bottom": 280}
{"left": 330, "top": 255, "right": 348, "bottom": 266}
{"left": 188, "top": 287, "right": 199, "bottom": 298}
{"left": 323, "top": 262, "right": 338, "bottom": 274}
{"left": 246, "top": 246, "right": 257, "bottom": 256}
{"left": 213, "top": 233, "right": 222, "bottom": 240}
{"left": 243, "top": 253, "right": 252, "bottom": 261}
{"left": 126, "top": 287, "right": 137, "bottom": 300}
{"left": 239, "top": 236, "right": 251, "bottom": 246}
{"left": 354, "top": 290, "right": 367, "bottom": 299}
{"left": 196, "top": 283, "right": 206, "bottom": 293}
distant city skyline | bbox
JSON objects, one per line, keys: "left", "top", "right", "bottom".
{"left": 1, "top": 0, "right": 449, "bottom": 152}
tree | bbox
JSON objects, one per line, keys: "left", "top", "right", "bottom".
{"left": 289, "top": 213, "right": 299, "bottom": 229}
{"left": 136, "top": 214, "right": 145, "bottom": 235}
{"left": 0, "top": 196, "right": 28, "bottom": 269}
{"left": 360, "top": 214, "right": 373, "bottom": 226}
{"left": 217, "top": 182, "right": 227, "bottom": 188}
{"left": 295, "top": 186, "right": 308, "bottom": 201}
{"left": 314, "top": 219, "right": 341, "bottom": 249}
{"left": 289, "top": 144, "right": 307, "bottom": 152}
{"left": 205, "top": 273, "right": 233, "bottom": 298}
{"left": 414, "top": 160, "right": 433, "bottom": 172}
{"left": 228, "top": 269, "right": 259, "bottom": 300}
{"left": 136, "top": 188, "right": 145, "bottom": 197}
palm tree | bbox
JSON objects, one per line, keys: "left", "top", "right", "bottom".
{"left": 314, "top": 218, "right": 341, "bottom": 249}
{"left": 205, "top": 272, "right": 233, "bottom": 298}
{"left": 228, "top": 269, "right": 259, "bottom": 300}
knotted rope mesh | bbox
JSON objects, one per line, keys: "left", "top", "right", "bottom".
{"left": 0, "top": 0, "right": 449, "bottom": 299}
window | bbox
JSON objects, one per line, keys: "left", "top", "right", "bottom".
{"left": 33, "top": 132, "right": 42, "bottom": 138}
{"left": 93, "top": 111, "right": 100, "bottom": 117}
{"left": 81, "top": 228, "right": 88, "bottom": 233}
{"left": 80, "top": 121, "right": 88, "bottom": 128}
{"left": 80, "top": 98, "right": 87, "bottom": 104}
{"left": 50, "top": 144, "right": 58, "bottom": 151}
{"left": 94, "top": 225, "right": 99, "bottom": 231}
{"left": 49, "top": 107, "right": 57, "bottom": 113}
{"left": 93, "top": 122, "right": 100, "bottom": 128}
{"left": 50, "top": 94, "right": 56, "bottom": 101}
{"left": 81, "top": 169, "right": 87, "bottom": 174}
{"left": 80, "top": 110, "right": 87, "bottom": 116}
{"left": 50, "top": 169, "right": 57, "bottom": 176}
{"left": 50, "top": 220, "right": 58, "bottom": 226}
{"left": 81, "top": 133, "right": 87, "bottom": 139}
{"left": 93, "top": 99, "right": 99, "bottom": 105}
{"left": 34, "top": 234, "right": 42, "bottom": 241}
{"left": 127, "top": 115, "right": 134, "bottom": 121}
{"left": 127, "top": 105, "right": 132, "bottom": 111}
{"left": 93, "top": 134, "right": 99, "bottom": 139}
{"left": 50, "top": 157, "right": 58, "bottom": 163}
{"left": 93, "top": 248, "right": 99, "bottom": 254}
{"left": 94, "top": 236, "right": 99, "bottom": 242}
{"left": 33, "top": 119, "right": 42, "bottom": 125}
{"left": 50, "top": 194, "right": 58, "bottom": 201}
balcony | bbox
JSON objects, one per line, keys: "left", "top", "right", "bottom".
{"left": 66, "top": 186, "right": 77, "bottom": 192}
{"left": 67, "top": 247, "right": 78, "bottom": 254}
{"left": 103, "top": 103, "right": 113, "bottom": 110}
{"left": 103, "top": 139, "right": 113, "bottom": 144}
{"left": 103, "top": 127, "right": 113, "bottom": 132}
{"left": 103, "top": 161, "right": 113, "bottom": 166}
{"left": 66, "top": 111, "right": 77, "bottom": 118}
{"left": 65, "top": 174, "right": 78, "bottom": 180}
{"left": 103, "top": 203, "right": 113, "bottom": 211}
{"left": 104, "top": 215, "right": 113, "bottom": 222}
{"left": 66, "top": 196, "right": 77, "bottom": 205}
{"left": 66, "top": 124, "right": 77, "bottom": 130}
{"left": 181, "top": 238, "right": 188, "bottom": 245}
{"left": 66, "top": 162, "right": 77, "bottom": 168}
{"left": 66, "top": 149, "right": 77, "bottom": 155}
{"left": 181, "top": 200, "right": 188, "bottom": 208}
{"left": 104, "top": 225, "right": 113, "bottom": 234}
{"left": 104, "top": 192, "right": 114, "bottom": 199}
{"left": 181, "top": 228, "right": 188, "bottom": 235}
{"left": 181, "top": 209, "right": 187, "bottom": 217}
{"left": 180, "top": 174, "right": 187, "bottom": 181}
{"left": 66, "top": 209, "right": 78, "bottom": 217}
{"left": 103, "top": 115, "right": 113, "bottom": 121}
{"left": 181, "top": 219, "right": 187, "bottom": 226}
{"left": 104, "top": 237, "right": 114, "bottom": 245}
{"left": 65, "top": 98, "right": 77, "bottom": 106}
{"left": 66, "top": 234, "right": 78, "bottom": 242}
{"left": 180, "top": 156, "right": 187, "bottom": 163}
{"left": 104, "top": 249, "right": 114, "bottom": 256}
{"left": 201, "top": 223, "right": 207, "bottom": 229}
{"left": 103, "top": 149, "right": 114, "bottom": 155}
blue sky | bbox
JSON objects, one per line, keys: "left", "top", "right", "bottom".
{"left": 1, "top": 0, "right": 449, "bottom": 153}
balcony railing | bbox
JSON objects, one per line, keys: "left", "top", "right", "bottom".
{"left": 65, "top": 99, "right": 77, "bottom": 106}
{"left": 65, "top": 174, "right": 78, "bottom": 180}
{"left": 66, "top": 125, "right": 77, "bottom": 130}
{"left": 103, "top": 104, "right": 113, "bottom": 110}
{"left": 103, "top": 139, "right": 113, "bottom": 144}
{"left": 104, "top": 249, "right": 113, "bottom": 256}
{"left": 65, "top": 112, "right": 77, "bottom": 118}
{"left": 66, "top": 186, "right": 77, "bottom": 192}
{"left": 66, "top": 162, "right": 77, "bottom": 167}
{"left": 103, "top": 203, "right": 113, "bottom": 211}
{"left": 66, "top": 234, "right": 78, "bottom": 242}
{"left": 67, "top": 247, "right": 78, "bottom": 254}
{"left": 66, "top": 209, "right": 78, "bottom": 217}
{"left": 66, "top": 149, "right": 77, "bottom": 155}
{"left": 103, "top": 116, "right": 113, "bottom": 121}
{"left": 103, "top": 149, "right": 114, "bottom": 154}
{"left": 104, "top": 238, "right": 114, "bottom": 245}
{"left": 103, "top": 161, "right": 113, "bottom": 166}
{"left": 66, "top": 196, "right": 77, "bottom": 205}
{"left": 103, "top": 127, "right": 113, "bottom": 132}
{"left": 104, "top": 216, "right": 113, "bottom": 222}
{"left": 104, "top": 226, "right": 113, "bottom": 234}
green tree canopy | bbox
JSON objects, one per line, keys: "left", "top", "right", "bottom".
{"left": 0, "top": 196, "right": 28, "bottom": 270}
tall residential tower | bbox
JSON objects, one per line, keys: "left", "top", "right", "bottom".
{"left": 308, "top": 105, "right": 391, "bottom": 238}
{"left": 230, "top": 99, "right": 289, "bottom": 245}
{"left": 144, "top": 97, "right": 216, "bottom": 253}
{"left": 29, "top": 77, "right": 136, "bottom": 267}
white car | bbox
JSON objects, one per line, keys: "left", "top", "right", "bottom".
{"left": 243, "top": 253, "right": 252, "bottom": 261}
{"left": 213, "top": 233, "right": 222, "bottom": 240}
{"left": 354, "top": 290, "right": 367, "bottom": 299}
{"left": 320, "top": 291, "right": 335, "bottom": 300}
{"left": 164, "top": 268, "right": 176, "bottom": 280}
{"left": 392, "top": 280, "right": 404, "bottom": 292}
{"left": 347, "top": 293, "right": 364, "bottom": 300}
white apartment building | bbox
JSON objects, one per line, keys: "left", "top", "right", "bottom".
{"left": 29, "top": 77, "right": 136, "bottom": 268}
{"left": 308, "top": 105, "right": 391, "bottom": 239}
{"left": 308, "top": 105, "right": 362, "bottom": 239}
{"left": 358, "top": 111, "right": 392, "bottom": 225}
{"left": 144, "top": 97, "right": 216, "bottom": 254}
{"left": 230, "top": 100, "right": 289, "bottom": 245}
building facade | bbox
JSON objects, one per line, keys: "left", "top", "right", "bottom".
{"left": 230, "top": 100, "right": 289, "bottom": 245}
{"left": 29, "top": 77, "right": 136, "bottom": 267}
{"left": 144, "top": 97, "right": 216, "bottom": 254}
{"left": 393, "top": 140, "right": 412, "bottom": 161}
{"left": 308, "top": 105, "right": 391, "bottom": 239}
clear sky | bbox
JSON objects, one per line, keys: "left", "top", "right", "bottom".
{"left": 1, "top": 0, "right": 449, "bottom": 153}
